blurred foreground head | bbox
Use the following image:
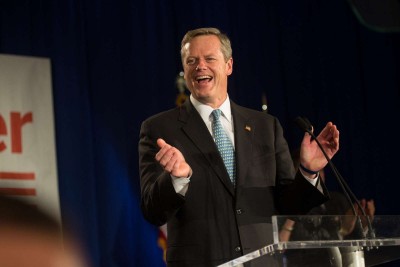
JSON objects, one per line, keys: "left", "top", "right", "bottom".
{"left": 0, "top": 195, "right": 89, "bottom": 267}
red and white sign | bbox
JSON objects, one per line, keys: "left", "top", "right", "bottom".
{"left": 0, "top": 54, "right": 60, "bottom": 221}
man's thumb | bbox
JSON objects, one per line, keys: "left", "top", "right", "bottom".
{"left": 157, "top": 138, "right": 166, "bottom": 148}
{"left": 302, "top": 131, "right": 312, "bottom": 143}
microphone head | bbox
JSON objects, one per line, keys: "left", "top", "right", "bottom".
{"left": 303, "top": 117, "right": 312, "bottom": 129}
{"left": 294, "top": 116, "right": 312, "bottom": 133}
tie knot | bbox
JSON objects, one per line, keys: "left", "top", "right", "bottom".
{"left": 212, "top": 109, "right": 222, "bottom": 120}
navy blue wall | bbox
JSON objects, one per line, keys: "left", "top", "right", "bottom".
{"left": 1, "top": 0, "right": 399, "bottom": 266}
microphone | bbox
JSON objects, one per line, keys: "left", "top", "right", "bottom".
{"left": 294, "top": 117, "right": 312, "bottom": 133}
{"left": 294, "top": 116, "right": 375, "bottom": 239}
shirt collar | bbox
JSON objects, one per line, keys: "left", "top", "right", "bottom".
{"left": 190, "top": 94, "right": 232, "bottom": 123}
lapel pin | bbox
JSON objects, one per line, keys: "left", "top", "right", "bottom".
{"left": 245, "top": 125, "right": 251, "bottom": 132}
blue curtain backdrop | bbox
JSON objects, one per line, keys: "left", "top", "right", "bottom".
{"left": 1, "top": 0, "right": 399, "bottom": 266}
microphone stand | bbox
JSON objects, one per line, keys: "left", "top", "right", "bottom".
{"left": 294, "top": 117, "right": 375, "bottom": 240}
{"left": 295, "top": 117, "right": 378, "bottom": 267}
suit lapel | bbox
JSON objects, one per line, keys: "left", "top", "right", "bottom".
{"left": 179, "top": 100, "right": 235, "bottom": 196}
{"left": 231, "top": 102, "right": 253, "bottom": 187}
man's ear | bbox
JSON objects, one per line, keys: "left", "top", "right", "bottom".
{"left": 226, "top": 58, "right": 233, "bottom": 76}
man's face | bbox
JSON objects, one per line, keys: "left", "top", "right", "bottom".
{"left": 182, "top": 35, "right": 233, "bottom": 108}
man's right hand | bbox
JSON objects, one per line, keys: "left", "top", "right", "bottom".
{"left": 155, "top": 138, "right": 192, "bottom": 178}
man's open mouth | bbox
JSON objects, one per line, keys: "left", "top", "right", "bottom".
{"left": 195, "top": 75, "right": 213, "bottom": 83}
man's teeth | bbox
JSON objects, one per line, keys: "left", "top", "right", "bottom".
{"left": 196, "top": 76, "right": 212, "bottom": 82}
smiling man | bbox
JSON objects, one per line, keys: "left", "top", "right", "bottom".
{"left": 139, "top": 27, "right": 340, "bottom": 267}
{"left": 181, "top": 32, "right": 232, "bottom": 109}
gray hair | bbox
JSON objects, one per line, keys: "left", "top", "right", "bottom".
{"left": 180, "top": 27, "right": 232, "bottom": 62}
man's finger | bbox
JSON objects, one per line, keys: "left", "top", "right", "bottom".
{"left": 157, "top": 138, "right": 166, "bottom": 148}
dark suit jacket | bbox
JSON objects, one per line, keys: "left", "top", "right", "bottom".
{"left": 139, "top": 99, "right": 329, "bottom": 267}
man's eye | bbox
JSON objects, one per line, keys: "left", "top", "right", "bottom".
{"left": 187, "top": 59, "right": 196, "bottom": 65}
{"left": 206, "top": 58, "right": 216, "bottom": 62}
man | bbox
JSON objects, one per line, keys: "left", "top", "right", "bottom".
{"left": 139, "top": 27, "right": 340, "bottom": 266}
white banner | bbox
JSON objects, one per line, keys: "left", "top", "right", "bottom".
{"left": 0, "top": 54, "right": 60, "bottom": 221}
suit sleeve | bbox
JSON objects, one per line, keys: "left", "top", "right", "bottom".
{"left": 138, "top": 119, "right": 185, "bottom": 226}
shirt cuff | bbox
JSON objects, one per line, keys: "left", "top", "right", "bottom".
{"left": 171, "top": 175, "right": 191, "bottom": 196}
{"left": 303, "top": 173, "right": 319, "bottom": 186}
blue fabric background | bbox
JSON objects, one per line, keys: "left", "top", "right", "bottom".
{"left": 1, "top": 0, "right": 399, "bottom": 266}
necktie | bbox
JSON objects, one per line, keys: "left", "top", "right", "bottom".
{"left": 211, "top": 109, "right": 236, "bottom": 185}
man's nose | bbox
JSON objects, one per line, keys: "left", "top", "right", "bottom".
{"left": 195, "top": 59, "right": 207, "bottom": 71}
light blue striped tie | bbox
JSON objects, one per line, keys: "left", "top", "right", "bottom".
{"left": 211, "top": 109, "right": 236, "bottom": 185}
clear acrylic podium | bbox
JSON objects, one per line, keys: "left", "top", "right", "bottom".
{"left": 218, "top": 215, "right": 400, "bottom": 267}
